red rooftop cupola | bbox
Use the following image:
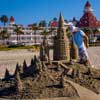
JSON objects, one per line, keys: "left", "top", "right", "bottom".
{"left": 10, "top": 16, "right": 15, "bottom": 25}
{"left": 77, "top": 1, "right": 100, "bottom": 28}
{"left": 85, "top": 1, "right": 91, "bottom": 8}
{"left": 84, "top": 1, "right": 93, "bottom": 12}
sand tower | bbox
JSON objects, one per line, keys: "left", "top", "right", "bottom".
{"left": 53, "top": 13, "right": 70, "bottom": 61}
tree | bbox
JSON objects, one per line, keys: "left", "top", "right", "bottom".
{"left": 82, "top": 28, "right": 92, "bottom": 37}
{"left": 53, "top": 17, "right": 57, "bottom": 21}
{"left": 0, "top": 15, "right": 8, "bottom": 26}
{"left": 41, "top": 29, "right": 49, "bottom": 36}
{"left": 39, "top": 20, "right": 46, "bottom": 28}
{"left": 93, "top": 29, "right": 100, "bottom": 37}
{"left": 50, "top": 27, "right": 57, "bottom": 36}
{"left": 31, "top": 24, "right": 39, "bottom": 46}
{"left": 14, "top": 25, "right": 24, "bottom": 44}
{"left": 66, "top": 28, "right": 72, "bottom": 38}
{"left": 0, "top": 29, "right": 10, "bottom": 45}
{"left": 33, "top": 23, "right": 37, "bottom": 26}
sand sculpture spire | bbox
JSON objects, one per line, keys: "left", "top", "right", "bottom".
{"left": 15, "top": 69, "right": 23, "bottom": 92}
{"left": 53, "top": 13, "right": 70, "bottom": 61}
{"left": 40, "top": 36, "right": 50, "bottom": 62}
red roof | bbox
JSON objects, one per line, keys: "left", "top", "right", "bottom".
{"left": 10, "top": 16, "right": 15, "bottom": 22}
{"left": 85, "top": 1, "right": 91, "bottom": 8}
{"left": 77, "top": 11, "right": 100, "bottom": 28}
{"left": 50, "top": 21, "right": 58, "bottom": 27}
{"left": 77, "top": 1, "right": 100, "bottom": 28}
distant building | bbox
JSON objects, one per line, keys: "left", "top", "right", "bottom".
{"left": 77, "top": 1, "right": 100, "bottom": 28}
{"left": 10, "top": 16, "right": 15, "bottom": 25}
{"left": 50, "top": 20, "right": 58, "bottom": 28}
{"left": 0, "top": 23, "right": 54, "bottom": 46}
{"left": 1, "top": 1, "right": 100, "bottom": 45}
{"left": 72, "top": 17, "right": 78, "bottom": 26}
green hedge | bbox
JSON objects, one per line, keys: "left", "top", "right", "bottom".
{"left": 0, "top": 45, "right": 40, "bottom": 51}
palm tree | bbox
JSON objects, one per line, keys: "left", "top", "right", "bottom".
{"left": 53, "top": 17, "right": 57, "bottom": 21}
{"left": 93, "top": 28, "right": 100, "bottom": 37}
{"left": 31, "top": 24, "right": 39, "bottom": 46}
{"left": 41, "top": 29, "right": 49, "bottom": 36}
{"left": 49, "top": 27, "right": 57, "bottom": 37}
{"left": 39, "top": 20, "right": 46, "bottom": 28}
{"left": 14, "top": 25, "right": 24, "bottom": 44}
{"left": 66, "top": 28, "right": 72, "bottom": 38}
{"left": 0, "top": 29, "right": 10, "bottom": 45}
{"left": 0, "top": 15, "right": 8, "bottom": 26}
{"left": 82, "top": 28, "right": 92, "bottom": 37}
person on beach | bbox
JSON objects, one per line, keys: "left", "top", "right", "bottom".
{"left": 68, "top": 23, "right": 90, "bottom": 66}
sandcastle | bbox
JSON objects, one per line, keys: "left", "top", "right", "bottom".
{"left": 0, "top": 13, "right": 100, "bottom": 99}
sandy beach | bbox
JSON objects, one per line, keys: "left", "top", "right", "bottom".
{"left": 0, "top": 49, "right": 39, "bottom": 78}
{"left": 0, "top": 47, "right": 100, "bottom": 78}
{"left": 87, "top": 47, "right": 100, "bottom": 69}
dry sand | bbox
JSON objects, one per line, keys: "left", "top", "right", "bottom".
{"left": 87, "top": 47, "right": 100, "bottom": 69}
{"left": 0, "top": 49, "right": 39, "bottom": 78}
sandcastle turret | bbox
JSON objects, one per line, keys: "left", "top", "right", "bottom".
{"left": 4, "top": 68, "right": 11, "bottom": 80}
{"left": 30, "top": 55, "right": 38, "bottom": 66}
{"left": 14, "top": 69, "right": 23, "bottom": 92}
{"left": 14, "top": 63, "right": 20, "bottom": 75}
{"left": 70, "top": 39, "right": 78, "bottom": 61}
{"left": 23, "top": 60, "right": 27, "bottom": 74}
{"left": 59, "top": 73, "right": 66, "bottom": 88}
{"left": 53, "top": 13, "right": 70, "bottom": 61}
{"left": 40, "top": 36, "right": 50, "bottom": 62}
{"left": 31, "top": 58, "right": 34, "bottom": 66}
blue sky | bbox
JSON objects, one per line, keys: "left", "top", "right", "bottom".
{"left": 0, "top": 0, "right": 100, "bottom": 26}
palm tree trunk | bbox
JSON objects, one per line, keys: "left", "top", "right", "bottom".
{"left": 94, "top": 33, "right": 95, "bottom": 37}
{"left": 4, "top": 22, "right": 6, "bottom": 27}
{"left": 19, "top": 35, "right": 21, "bottom": 44}
{"left": 3, "top": 39, "right": 5, "bottom": 45}
{"left": 17, "top": 33, "right": 19, "bottom": 44}
{"left": 34, "top": 31, "right": 36, "bottom": 46}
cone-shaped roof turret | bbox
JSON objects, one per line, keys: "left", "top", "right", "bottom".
{"left": 85, "top": 1, "right": 91, "bottom": 8}
{"left": 84, "top": 1, "right": 93, "bottom": 13}
{"left": 10, "top": 16, "right": 15, "bottom": 22}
